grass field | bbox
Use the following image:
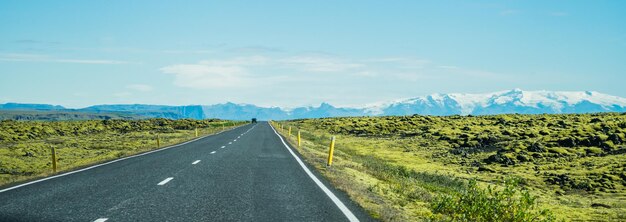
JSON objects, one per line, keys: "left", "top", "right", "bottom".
{"left": 0, "top": 118, "right": 245, "bottom": 188}
{"left": 275, "top": 113, "right": 626, "bottom": 221}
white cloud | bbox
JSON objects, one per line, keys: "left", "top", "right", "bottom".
{"left": 161, "top": 64, "right": 251, "bottom": 89}
{"left": 126, "top": 84, "right": 153, "bottom": 92}
{"left": 162, "top": 50, "right": 214, "bottom": 54}
{"left": 200, "top": 56, "right": 270, "bottom": 66}
{"left": 161, "top": 55, "right": 365, "bottom": 89}
{"left": 280, "top": 56, "right": 362, "bottom": 72}
{"left": 0, "top": 53, "right": 132, "bottom": 64}
{"left": 160, "top": 54, "right": 507, "bottom": 93}
{"left": 368, "top": 57, "right": 431, "bottom": 69}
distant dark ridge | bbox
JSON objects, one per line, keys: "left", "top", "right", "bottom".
{"left": 0, "top": 110, "right": 142, "bottom": 121}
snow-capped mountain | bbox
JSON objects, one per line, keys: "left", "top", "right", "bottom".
{"left": 370, "top": 89, "right": 626, "bottom": 116}
{"left": 2, "top": 89, "right": 625, "bottom": 120}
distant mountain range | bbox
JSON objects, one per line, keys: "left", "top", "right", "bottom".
{"left": 2, "top": 89, "right": 625, "bottom": 120}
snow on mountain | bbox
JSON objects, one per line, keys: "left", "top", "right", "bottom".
{"left": 376, "top": 89, "right": 626, "bottom": 116}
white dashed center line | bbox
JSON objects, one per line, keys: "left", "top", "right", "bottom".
{"left": 228, "top": 142, "right": 232, "bottom": 144}
{"left": 93, "top": 218, "right": 108, "bottom": 222}
{"left": 221, "top": 146, "right": 226, "bottom": 148}
{"left": 210, "top": 151, "right": 217, "bottom": 154}
{"left": 192, "top": 160, "right": 201, "bottom": 165}
{"left": 158, "top": 177, "right": 174, "bottom": 186}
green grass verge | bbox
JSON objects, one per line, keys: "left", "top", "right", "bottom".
{"left": 273, "top": 113, "right": 626, "bottom": 221}
{"left": 0, "top": 119, "right": 246, "bottom": 187}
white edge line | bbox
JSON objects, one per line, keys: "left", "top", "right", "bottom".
{"left": 157, "top": 177, "right": 174, "bottom": 185}
{"left": 0, "top": 124, "right": 248, "bottom": 193}
{"left": 268, "top": 123, "right": 360, "bottom": 222}
{"left": 93, "top": 218, "right": 108, "bottom": 222}
{"left": 192, "top": 160, "right": 201, "bottom": 165}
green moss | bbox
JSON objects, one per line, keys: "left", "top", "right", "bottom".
{"left": 547, "top": 147, "right": 569, "bottom": 155}
{"left": 586, "top": 147, "right": 604, "bottom": 155}
{"left": 277, "top": 113, "right": 626, "bottom": 221}
{"left": 0, "top": 119, "right": 245, "bottom": 186}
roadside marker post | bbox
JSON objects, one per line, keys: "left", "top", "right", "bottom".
{"left": 222, "top": 122, "right": 225, "bottom": 131}
{"left": 297, "top": 130, "right": 301, "bottom": 147}
{"left": 327, "top": 136, "right": 336, "bottom": 167}
{"left": 288, "top": 126, "right": 292, "bottom": 137}
{"left": 195, "top": 128, "right": 198, "bottom": 137}
{"left": 157, "top": 134, "right": 161, "bottom": 148}
{"left": 50, "top": 147, "right": 57, "bottom": 173}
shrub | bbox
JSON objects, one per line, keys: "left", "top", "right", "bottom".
{"left": 430, "top": 179, "right": 555, "bottom": 222}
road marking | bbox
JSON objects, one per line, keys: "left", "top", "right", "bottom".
{"left": 234, "top": 139, "right": 237, "bottom": 141}
{"left": 192, "top": 160, "right": 201, "bottom": 165}
{"left": 157, "top": 177, "right": 174, "bottom": 186}
{"left": 221, "top": 146, "right": 226, "bottom": 148}
{"left": 93, "top": 218, "right": 108, "bottom": 222}
{"left": 269, "top": 123, "right": 360, "bottom": 222}
{"left": 0, "top": 124, "right": 249, "bottom": 193}
{"left": 211, "top": 151, "right": 217, "bottom": 154}
{"left": 228, "top": 142, "right": 232, "bottom": 144}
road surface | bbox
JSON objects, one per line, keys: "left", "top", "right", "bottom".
{"left": 0, "top": 122, "right": 373, "bottom": 222}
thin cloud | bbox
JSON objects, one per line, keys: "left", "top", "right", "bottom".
{"left": 0, "top": 53, "right": 132, "bottom": 64}
{"left": 160, "top": 55, "right": 361, "bottom": 90}
{"left": 368, "top": 57, "right": 431, "bottom": 69}
{"left": 280, "top": 56, "right": 363, "bottom": 72}
{"left": 160, "top": 55, "right": 507, "bottom": 91}
{"left": 13, "top": 39, "right": 61, "bottom": 45}
{"left": 161, "top": 64, "right": 252, "bottom": 89}
{"left": 161, "top": 50, "right": 214, "bottom": 54}
{"left": 229, "top": 46, "right": 283, "bottom": 54}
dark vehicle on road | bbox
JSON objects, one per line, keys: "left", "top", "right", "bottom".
{"left": 251, "top": 118, "right": 257, "bottom": 123}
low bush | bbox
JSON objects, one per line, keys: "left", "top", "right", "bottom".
{"left": 430, "top": 179, "right": 555, "bottom": 222}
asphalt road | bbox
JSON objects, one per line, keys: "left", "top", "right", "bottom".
{"left": 0, "top": 122, "right": 373, "bottom": 222}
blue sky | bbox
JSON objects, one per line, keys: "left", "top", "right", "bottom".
{"left": 1, "top": 0, "right": 625, "bottom": 108}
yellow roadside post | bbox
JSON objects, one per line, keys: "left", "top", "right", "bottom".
{"left": 50, "top": 147, "right": 57, "bottom": 173}
{"left": 297, "top": 130, "right": 301, "bottom": 147}
{"left": 327, "top": 136, "right": 336, "bottom": 167}
{"left": 222, "top": 122, "right": 225, "bottom": 131}
{"left": 288, "top": 126, "right": 292, "bottom": 137}
{"left": 195, "top": 128, "right": 199, "bottom": 137}
{"left": 157, "top": 134, "right": 161, "bottom": 148}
